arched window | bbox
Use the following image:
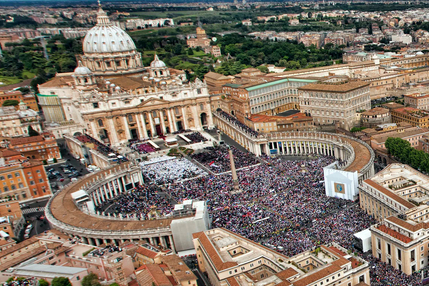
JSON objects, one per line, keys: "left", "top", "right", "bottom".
{"left": 98, "top": 119, "right": 104, "bottom": 127}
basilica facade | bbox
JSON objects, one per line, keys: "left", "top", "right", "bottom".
{"left": 38, "top": 5, "right": 214, "bottom": 146}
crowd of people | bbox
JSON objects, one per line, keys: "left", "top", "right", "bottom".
{"left": 130, "top": 141, "right": 157, "bottom": 154}
{"left": 191, "top": 146, "right": 259, "bottom": 173}
{"left": 92, "top": 148, "right": 423, "bottom": 285}
{"left": 89, "top": 245, "right": 122, "bottom": 257}
{"left": 185, "top": 132, "right": 207, "bottom": 143}
{"left": 367, "top": 255, "right": 424, "bottom": 286}
{"left": 217, "top": 109, "right": 258, "bottom": 138}
{"left": 96, "top": 183, "right": 174, "bottom": 219}
{"left": 76, "top": 134, "right": 128, "bottom": 162}
{"left": 141, "top": 157, "right": 207, "bottom": 185}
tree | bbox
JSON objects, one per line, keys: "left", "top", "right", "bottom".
{"left": 51, "top": 277, "right": 71, "bottom": 286}
{"left": 2, "top": 100, "right": 19, "bottom": 107}
{"left": 187, "top": 48, "right": 194, "bottom": 55}
{"left": 28, "top": 125, "right": 39, "bottom": 137}
{"left": 39, "top": 279, "right": 49, "bottom": 286}
{"left": 81, "top": 273, "right": 101, "bottom": 286}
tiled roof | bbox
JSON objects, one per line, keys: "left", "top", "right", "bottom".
{"left": 192, "top": 231, "right": 238, "bottom": 271}
{"left": 385, "top": 216, "right": 425, "bottom": 233}
{"left": 298, "top": 80, "right": 369, "bottom": 92}
{"left": 8, "top": 136, "right": 45, "bottom": 146}
{"left": 136, "top": 246, "right": 159, "bottom": 259}
{"left": 364, "top": 179, "right": 415, "bottom": 209}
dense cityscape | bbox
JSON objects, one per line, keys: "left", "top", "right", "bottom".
{"left": 1, "top": 0, "right": 429, "bottom": 286}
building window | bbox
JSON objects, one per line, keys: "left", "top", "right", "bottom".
{"left": 11, "top": 185, "right": 16, "bottom": 190}
{"left": 127, "top": 114, "right": 134, "bottom": 123}
{"left": 7, "top": 175, "right": 12, "bottom": 179}
{"left": 30, "top": 181, "right": 35, "bottom": 185}
{"left": 3, "top": 187, "right": 8, "bottom": 192}
{"left": 98, "top": 119, "right": 104, "bottom": 127}
{"left": 18, "top": 183, "right": 23, "bottom": 188}
{"left": 38, "top": 179, "right": 43, "bottom": 183}
{"left": 0, "top": 177, "right": 4, "bottom": 181}
{"left": 93, "top": 102, "right": 99, "bottom": 109}
{"left": 14, "top": 173, "right": 20, "bottom": 177}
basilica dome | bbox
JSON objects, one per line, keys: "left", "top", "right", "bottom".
{"left": 83, "top": 9, "right": 137, "bottom": 54}
{"left": 77, "top": 5, "right": 144, "bottom": 76}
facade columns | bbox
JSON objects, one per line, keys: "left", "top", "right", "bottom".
{"left": 148, "top": 112, "right": 156, "bottom": 136}
{"left": 160, "top": 110, "right": 167, "bottom": 134}
{"left": 167, "top": 109, "right": 175, "bottom": 133}
{"left": 140, "top": 113, "right": 148, "bottom": 139}
{"left": 181, "top": 107, "right": 189, "bottom": 130}
{"left": 123, "top": 116, "right": 131, "bottom": 140}
{"left": 108, "top": 117, "right": 119, "bottom": 145}
{"left": 206, "top": 102, "right": 214, "bottom": 127}
{"left": 135, "top": 113, "right": 144, "bottom": 140}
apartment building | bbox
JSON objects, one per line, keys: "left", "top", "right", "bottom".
{"left": 361, "top": 107, "right": 391, "bottom": 128}
{"left": 0, "top": 149, "right": 51, "bottom": 201}
{"left": 403, "top": 92, "right": 429, "bottom": 110}
{"left": 391, "top": 107, "right": 429, "bottom": 128}
{"left": 7, "top": 132, "right": 61, "bottom": 161}
{"left": 369, "top": 126, "right": 429, "bottom": 150}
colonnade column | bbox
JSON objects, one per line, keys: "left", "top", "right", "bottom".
{"left": 135, "top": 113, "right": 144, "bottom": 140}
{"left": 123, "top": 116, "right": 131, "bottom": 140}
{"left": 108, "top": 117, "right": 119, "bottom": 145}
{"left": 169, "top": 235, "right": 176, "bottom": 253}
{"left": 160, "top": 110, "right": 167, "bottom": 134}
{"left": 139, "top": 113, "right": 148, "bottom": 139}
{"left": 148, "top": 112, "right": 156, "bottom": 137}
{"left": 181, "top": 107, "right": 189, "bottom": 129}
{"left": 167, "top": 109, "right": 175, "bottom": 133}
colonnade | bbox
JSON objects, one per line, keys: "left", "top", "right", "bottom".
{"left": 46, "top": 163, "right": 178, "bottom": 252}
{"left": 265, "top": 140, "right": 347, "bottom": 160}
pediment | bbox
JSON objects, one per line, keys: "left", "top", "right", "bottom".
{"left": 136, "top": 97, "right": 170, "bottom": 108}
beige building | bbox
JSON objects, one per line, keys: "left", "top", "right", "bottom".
{"left": 370, "top": 126, "right": 429, "bottom": 150}
{"left": 0, "top": 104, "right": 41, "bottom": 138}
{"left": 365, "top": 164, "right": 429, "bottom": 275}
{"left": 298, "top": 79, "right": 371, "bottom": 130}
{"left": 193, "top": 228, "right": 370, "bottom": 286}
{"left": 361, "top": 107, "right": 391, "bottom": 128}
{"left": 404, "top": 92, "right": 429, "bottom": 110}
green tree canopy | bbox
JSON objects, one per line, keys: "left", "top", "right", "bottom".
{"left": 51, "top": 277, "right": 71, "bottom": 286}
{"left": 39, "top": 279, "right": 50, "bottom": 286}
{"left": 81, "top": 273, "right": 101, "bottom": 286}
{"left": 2, "top": 100, "right": 19, "bottom": 107}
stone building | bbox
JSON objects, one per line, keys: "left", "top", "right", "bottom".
{"left": 391, "top": 107, "right": 429, "bottom": 128}
{"left": 38, "top": 4, "right": 214, "bottom": 146}
{"left": 193, "top": 228, "right": 370, "bottom": 286}
{"left": 361, "top": 107, "right": 391, "bottom": 128}
{"left": 362, "top": 164, "right": 429, "bottom": 275}
{"left": 298, "top": 79, "right": 371, "bottom": 130}
{"left": 403, "top": 92, "right": 429, "bottom": 110}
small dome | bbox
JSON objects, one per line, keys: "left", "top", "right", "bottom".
{"left": 150, "top": 54, "right": 166, "bottom": 68}
{"left": 74, "top": 61, "right": 92, "bottom": 75}
{"left": 115, "top": 86, "right": 120, "bottom": 90}
{"left": 110, "top": 83, "right": 115, "bottom": 87}
{"left": 19, "top": 100, "right": 26, "bottom": 105}
{"left": 417, "top": 51, "right": 424, "bottom": 55}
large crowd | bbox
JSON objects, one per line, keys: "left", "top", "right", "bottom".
{"left": 185, "top": 132, "right": 207, "bottom": 143}
{"left": 217, "top": 109, "right": 258, "bottom": 138}
{"left": 191, "top": 146, "right": 259, "bottom": 173}
{"left": 141, "top": 157, "right": 207, "bottom": 185}
{"left": 129, "top": 141, "right": 157, "bottom": 154}
{"left": 96, "top": 183, "right": 174, "bottom": 219}
{"left": 95, "top": 148, "right": 423, "bottom": 285}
